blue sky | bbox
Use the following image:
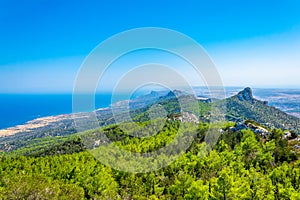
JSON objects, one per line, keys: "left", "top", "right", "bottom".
{"left": 0, "top": 0, "right": 300, "bottom": 93}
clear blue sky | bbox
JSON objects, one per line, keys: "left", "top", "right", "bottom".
{"left": 1, "top": 0, "right": 300, "bottom": 93}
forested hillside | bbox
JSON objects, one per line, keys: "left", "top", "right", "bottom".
{"left": 1, "top": 88, "right": 300, "bottom": 199}
{"left": 222, "top": 88, "right": 300, "bottom": 131}
{"left": 1, "top": 120, "right": 300, "bottom": 199}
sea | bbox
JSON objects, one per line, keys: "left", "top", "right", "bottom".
{"left": 0, "top": 88, "right": 300, "bottom": 129}
{"left": 0, "top": 94, "right": 128, "bottom": 130}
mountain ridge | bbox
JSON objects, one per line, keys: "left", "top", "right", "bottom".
{"left": 0, "top": 87, "right": 299, "bottom": 152}
{"left": 224, "top": 87, "right": 300, "bottom": 131}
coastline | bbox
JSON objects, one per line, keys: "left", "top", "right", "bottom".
{"left": 0, "top": 106, "right": 112, "bottom": 138}
{"left": 0, "top": 114, "right": 72, "bottom": 137}
{"left": 1, "top": 88, "right": 300, "bottom": 138}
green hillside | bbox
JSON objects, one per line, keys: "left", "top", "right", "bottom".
{"left": 1, "top": 119, "right": 300, "bottom": 199}
{"left": 222, "top": 87, "right": 300, "bottom": 131}
{"left": 1, "top": 88, "right": 300, "bottom": 199}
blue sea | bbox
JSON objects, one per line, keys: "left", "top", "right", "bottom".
{"left": 0, "top": 94, "right": 128, "bottom": 129}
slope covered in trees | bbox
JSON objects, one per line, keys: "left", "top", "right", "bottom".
{"left": 1, "top": 120, "right": 300, "bottom": 199}
{"left": 1, "top": 88, "right": 300, "bottom": 199}
{"left": 222, "top": 87, "right": 300, "bottom": 131}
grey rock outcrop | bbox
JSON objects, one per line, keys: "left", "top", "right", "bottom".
{"left": 237, "top": 87, "right": 254, "bottom": 102}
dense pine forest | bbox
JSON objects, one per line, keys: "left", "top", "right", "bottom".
{"left": 1, "top": 119, "right": 300, "bottom": 199}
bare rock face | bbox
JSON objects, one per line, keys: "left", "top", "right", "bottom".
{"left": 237, "top": 87, "right": 254, "bottom": 102}
{"left": 236, "top": 87, "right": 268, "bottom": 105}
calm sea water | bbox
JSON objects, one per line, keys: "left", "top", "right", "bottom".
{"left": 0, "top": 94, "right": 128, "bottom": 129}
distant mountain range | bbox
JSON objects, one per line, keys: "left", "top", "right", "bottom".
{"left": 0, "top": 87, "right": 299, "bottom": 152}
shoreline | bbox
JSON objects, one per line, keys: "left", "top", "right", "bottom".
{"left": 0, "top": 107, "right": 111, "bottom": 138}
{"left": 0, "top": 114, "right": 72, "bottom": 137}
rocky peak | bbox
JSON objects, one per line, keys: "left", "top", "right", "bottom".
{"left": 237, "top": 87, "right": 254, "bottom": 102}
